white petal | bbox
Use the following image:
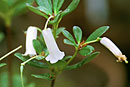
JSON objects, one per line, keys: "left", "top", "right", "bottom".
{"left": 100, "top": 37, "right": 122, "bottom": 56}
{"left": 24, "top": 26, "right": 37, "bottom": 57}
{"left": 42, "top": 28, "right": 65, "bottom": 64}
{"left": 100, "top": 37, "right": 128, "bottom": 63}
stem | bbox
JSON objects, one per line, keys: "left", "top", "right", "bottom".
{"left": 20, "top": 55, "right": 40, "bottom": 87}
{"left": 51, "top": 78, "right": 56, "bottom": 87}
{"left": 83, "top": 37, "right": 101, "bottom": 45}
{"left": 67, "top": 47, "right": 78, "bottom": 65}
{"left": 5, "top": 24, "right": 12, "bottom": 87}
{"left": 21, "top": 55, "right": 40, "bottom": 66}
{"left": 0, "top": 45, "right": 22, "bottom": 61}
{"left": 53, "top": 17, "right": 62, "bottom": 39}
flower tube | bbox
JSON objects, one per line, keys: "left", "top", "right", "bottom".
{"left": 100, "top": 37, "right": 128, "bottom": 63}
{"left": 24, "top": 26, "right": 37, "bottom": 57}
{"left": 42, "top": 28, "right": 65, "bottom": 64}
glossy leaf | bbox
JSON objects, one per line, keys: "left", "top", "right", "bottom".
{"left": 64, "top": 52, "right": 100, "bottom": 70}
{"left": 32, "top": 73, "right": 54, "bottom": 81}
{"left": 61, "top": 0, "right": 80, "bottom": 17}
{"left": 33, "top": 39, "right": 43, "bottom": 55}
{"left": 73, "top": 26, "right": 82, "bottom": 44}
{"left": 0, "top": 63, "right": 6, "bottom": 67}
{"left": 86, "top": 26, "right": 109, "bottom": 42}
{"left": 53, "top": 0, "right": 64, "bottom": 14}
{"left": 26, "top": 3, "right": 48, "bottom": 19}
{"left": 79, "top": 45, "right": 94, "bottom": 56}
{"left": 36, "top": 0, "right": 52, "bottom": 15}
{"left": 62, "top": 30, "right": 76, "bottom": 44}
{"left": 14, "top": 53, "right": 48, "bottom": 68}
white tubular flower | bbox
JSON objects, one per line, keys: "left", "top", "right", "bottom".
{"left": 42, "top": 28, "right": 65, "bottom": 64}
{"left": 100, "top": 37, "right": 128, "bottom": 63}
{"left": 24, "top": 26, "right": 37, "bottom": 57}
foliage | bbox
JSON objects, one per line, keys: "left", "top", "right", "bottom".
{"left": 0, "top": 0, "right": 34, "bottom": 26}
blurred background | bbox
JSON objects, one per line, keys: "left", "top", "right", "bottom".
{"left": 0, "top": 0, "right": 130, "bottom": 87}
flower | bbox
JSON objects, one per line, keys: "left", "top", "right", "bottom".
{"left": 42, "top": 28, "right": 65, "bottom": 64}
{"left": 100, "top": 37, "right": 128, "bottom": 63}
{"left": 23, "top": 26, "right": 37, "bottom": 57}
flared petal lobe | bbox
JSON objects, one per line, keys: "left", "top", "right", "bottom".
{"left": 24, "top": 26, "right": 37, "bottom": 57}
{"left": 100, "top": 37, "right": 128, "bottom": 63}
{"left": 42, "top": 28, "right": 65, "bottom": 64}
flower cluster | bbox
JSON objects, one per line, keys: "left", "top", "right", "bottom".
{"left": 24, "top": 26, "right": 65, "bottom": 64}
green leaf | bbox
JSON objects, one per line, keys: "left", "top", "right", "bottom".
{"left": 51, "top": 60, "right": 67, "bottom": 73}
{"left": 36, "top": 0, "right": 52, "bottom": 15}
{"left": 33, "top": 39, "right": 43, "bottom": 55}
{"left": 86, "top": 26, "right": 109, "bottom": 42}
{"left": 63, "top": 56, "right": 72, "bottom": 61}
{"left": 0, "top": 63, "right": 7, "bottom": 67}
{"left": 64, "top": 52, "right": 100, "bottom": 70}
{"left": 64, "top": 39, "right": 76, "bottom": 46}
{"left": 12, "top": 0, "right": 34, "bottom": 16}
{"left": 56, "top": 27, "right": 65, "bottom": 36}
{"left": 61, "top": 0, "right": 80, "bottom": 17}
{"left": 32, "top": 73, "right": 54, "bottom": 81}
{"left": 14, "top": 53, "right": 48, "bottom": 68}
{"left": 79, "top": 45, "right": 94, "bottom": 56}
{"left": 35, "top": 56, "right": 45, "bottom": 60}
{"left": 49, "top": 13, "right": 61, "bottom": 24}
{"left": 26, "top": 3, "right": 48, "bottom": 19}
{"left": 62, "top": 30, "right": 76, "bottom": 44}
{"left": 73, "top": 26, "right": 82, "bottom": 44}
{"left": 53, "top": 0, "right": 64, "bottom": 14}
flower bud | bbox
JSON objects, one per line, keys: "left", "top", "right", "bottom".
{"left": 100, "top": 37, "right": 128, "bottom": 63}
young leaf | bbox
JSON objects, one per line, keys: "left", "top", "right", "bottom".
{"left": 32, "top": 73, "right": 54, "bottom": 81}
{"left": 73, "top": 26, "right": 82, "bottom": 44}
{"left": 26, "top": 3, "right": 48, "bottom": 19}
{"left": 61, "top": 0, "right": 80, "bottom": 17}
{"left": 62, "top": 30, "right": 76, "bottom": 44}
{"left": 79, "top": 45, "right": 94, "bottom": 56}
{"left": 64, "top": 52, "right": 100, "bottom": 70}
{"left": 36, "top": 0, "right": 52, "bottom": 15}
{"left": 86, "top": 26, "right": 109, "bottom": 42}
{"left": 0, "top": 63, "right": 6, "bottom": 67}
{"left": 33, "top": 39, "right": 43, "bottom": 55}
{"left": 14, "top": 53, "right": 48, "bottom": 68}
{"left": 53, "top": 0, "right": 64, "bottom": 14}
